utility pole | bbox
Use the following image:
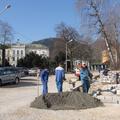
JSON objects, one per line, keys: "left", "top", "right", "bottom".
{"left": 65, "top": 39, "right": 73, "bottom": 72}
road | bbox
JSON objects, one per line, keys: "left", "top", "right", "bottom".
{"left": 0, "top": 75, "right": 120, "bottom": 120}
{"left": 0, "top": 76, "right": 38, "bottom": 113}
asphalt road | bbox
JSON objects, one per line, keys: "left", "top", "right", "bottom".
{"left": 0, "top": 76, "right": 39, "bottom": 114}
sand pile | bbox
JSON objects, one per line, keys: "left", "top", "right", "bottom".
{"left": 31, "top": 92, "right": 103, "bottom": 110}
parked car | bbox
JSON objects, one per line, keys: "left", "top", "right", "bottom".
{"left": 15, "top": 67, "right": 25, "bottom": 77}
{"left": 0, "top": 67, "right": 21, "bottom": 86}
{"left": 23, "top": 67, "right": 29, "bottom": 76}
{"left": 28, "top": 68, "right": 37, "bottom": 76}
{"left": 16, "top": 67, "right": 29, "bottom": 77}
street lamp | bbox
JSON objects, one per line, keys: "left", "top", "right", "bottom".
{"left": 66, "top": 39, "right": 73, "bottom": 72}
{"left": 0, "top": 4, "right": 11, "bottom": 16}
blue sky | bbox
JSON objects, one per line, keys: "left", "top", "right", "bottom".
{"left": 0, "top": 0, "right": 80, "bottom": 43}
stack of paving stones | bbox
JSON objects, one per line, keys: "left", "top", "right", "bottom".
{"left": 93, "top": 84, "right": 120, "bottom": 104}
{"left": 99, "top": 71, "right": 119, "bottom": 84}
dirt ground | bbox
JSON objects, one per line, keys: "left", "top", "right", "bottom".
{"left": 0, "top": 73, "right": 120, "bottom": 120}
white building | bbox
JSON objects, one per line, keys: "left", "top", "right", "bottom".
{"left": 26, "top": 44, "right": 49, "bottom": 57}
{"left": 4, "top": 43, "right": 26, "bottom": 66}
{"left": 0, "top": 43, "right": 49, "bottom": 66}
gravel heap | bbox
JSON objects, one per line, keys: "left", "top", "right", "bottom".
{"left": 31, "top": 92, "right": 103, "bottom": 110}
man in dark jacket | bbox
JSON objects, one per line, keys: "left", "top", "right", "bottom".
{"left": 80, "top": 63, "right": 91, "bottom": 93}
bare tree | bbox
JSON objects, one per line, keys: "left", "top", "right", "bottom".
{"left": 105, "top": 7, "right": 120, "bottom": 68}
{"left": 55, "top": 22, "right": 81, "bottom": 70}
{"left": 77, "top": 0, "right": 120, "bottom": 69}
{"left": 56, "top": 22, "right": 81, "bottom": 42}
{"left": 55, "top": 22, "right": 93, "bottom": 70}
{"left": 51, "top": 38, "right": 66, "bottom": 60}
{"left": 0, "top": 20, "right": 13, "bottom": 66}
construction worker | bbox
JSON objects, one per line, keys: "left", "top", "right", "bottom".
{"left": 40, "top": 66, "right": 49, "bottom": 95}
{"left": 75, "top": 65, "right": 80, "bottom": 77}
{"left": 75, "top": 63, "right": 82, "bottom": 80}
{"left": 55, "top": 63, "right": 65, "bottom": 93}
{"left": 80, "top": 63, "right": 91, "bottom": 93}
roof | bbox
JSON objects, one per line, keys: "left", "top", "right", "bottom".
{"left": 26, "top": 44, "right": 48, "bottom": 49}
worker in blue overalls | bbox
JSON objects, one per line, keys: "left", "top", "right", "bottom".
{"left": 80, "top": 63, "right": 92, "bottom": 93}
{"left": 40, "top": 66, "right": 49, "bottom": 96}
{"left": 55, "top": 63, "right": 65, "bottom": 93}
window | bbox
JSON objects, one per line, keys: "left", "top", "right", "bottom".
{"left": 42, "top": 51, "right": 45, "bottom": 54}
{"left": 13, "top": 50, "right": 15, "bottom": 55}
{"left": 17, "top": 50, "right": 19, "bottom": 55}
{"left": 0, "top": 50, "right": 2, "bottom": 55}
{"left": 21, "top": 50, "right": 23, "bottom": 55}
{"left": 13, "top": 57, "right": 15, "bottom": 61}
{"left": 34, "top": 51, "right": 37, "bottom": 54}
{"left": 8, "top": 57, "right": 9, "bottom": 61}
{"left": 17, "top": 57, "right": 19, "bottom": 61}
{"left": 7, "top": 50, "right": 10, "bottom": 56}
{"left": 0, "top": 70, "right": 4, "bottom": 75}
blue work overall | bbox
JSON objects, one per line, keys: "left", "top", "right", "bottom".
{"left": 40, "top": 69, "right": 49, "bottom": 95}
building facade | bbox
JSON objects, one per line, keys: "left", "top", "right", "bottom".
{"left": 8, "top": 43, "right": 26, "bottom": 66}
{"left": 0, "top": 43, "right": 49, "bottom": 66}
{"left": 25, "top": 44, "right": 49, "bottom": 57}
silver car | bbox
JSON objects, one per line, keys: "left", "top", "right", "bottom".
{"left": 28, "top": 68, "right": 37, "bottom": 76}
{"left": 0, "top": 67, "right": 20, "bottom": 86}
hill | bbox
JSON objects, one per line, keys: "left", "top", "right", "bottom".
{"left": 32, "top": 37, "right": 64, "bottom": 59}
{"left": 32, "top": 38, "right": 58, "bottom": 49}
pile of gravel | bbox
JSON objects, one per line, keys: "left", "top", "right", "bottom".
{"left": 30, "top": 92, "right": 103, "bottom": 110}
